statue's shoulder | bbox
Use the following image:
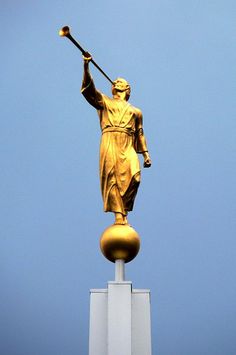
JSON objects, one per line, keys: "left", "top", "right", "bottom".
{"left": 130, "top": 104, "right": 142, "bottom": 117}
{"left": 101, "top": 94, "right": 114, "bottom": 105}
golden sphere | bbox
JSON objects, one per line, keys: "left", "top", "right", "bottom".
{"left": 100, "top": 224, "right": 141, "bottom": 263}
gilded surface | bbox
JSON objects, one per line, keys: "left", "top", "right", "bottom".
{"left": 81, "top": 54, "right": 151, "bottom": 225}
{"left": 100, "top": 224, "right": 140, "bottom": 263}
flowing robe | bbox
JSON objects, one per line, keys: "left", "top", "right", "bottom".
{"left": 82, "top": 79, "right": 148, "bottom": 215}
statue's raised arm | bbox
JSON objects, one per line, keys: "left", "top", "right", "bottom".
{"left": 81, "top": 53, "right": 104, "bottom": 110}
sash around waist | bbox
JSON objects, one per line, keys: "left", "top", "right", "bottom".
{"left": 102, "top": 126, "right": 135, "bottom": 136}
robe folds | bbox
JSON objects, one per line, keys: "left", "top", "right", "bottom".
{"left": 82, "top": 80, "right": 148, "bottom": 215}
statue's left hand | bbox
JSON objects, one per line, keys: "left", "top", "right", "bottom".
{"left": 143, "top": 152, "right": 152, "bottom": 168}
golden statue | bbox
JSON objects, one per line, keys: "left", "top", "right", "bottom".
{"left": 59, "top": 26, "right": 152, "bottom": 262}
{"left": 81, "top": 53, "right": 151, "bottom": 225}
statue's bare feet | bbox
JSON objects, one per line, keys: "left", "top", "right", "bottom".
{"left": 114, "top": 213, "right": 128, "bottom": 225}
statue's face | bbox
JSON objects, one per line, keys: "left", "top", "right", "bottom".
{"left": 112, "top": 78, "right": 129, "bottom": 92}
{"left": 112, "top": 78, "right": 130, "bottom": 99}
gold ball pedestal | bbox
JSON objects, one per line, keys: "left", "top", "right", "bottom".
{"left": 100, "top": 224, "right": 140, "bottom": 263}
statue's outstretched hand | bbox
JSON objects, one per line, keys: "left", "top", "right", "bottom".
{"left": 143, "top": 152, "right": 152, "bottom": 168}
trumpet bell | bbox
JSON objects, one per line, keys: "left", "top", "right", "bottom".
{"left": 59, "top": 26, "right": 70, "bottom": 37}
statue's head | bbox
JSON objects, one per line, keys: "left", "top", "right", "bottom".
{"left": 112, "top": 78, "right": 131, "bottom": 101}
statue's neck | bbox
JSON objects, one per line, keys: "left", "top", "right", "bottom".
{"left": 113, "top": 92, "right": 127, "bottom": 101}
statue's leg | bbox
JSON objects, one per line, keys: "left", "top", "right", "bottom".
{"left": 114, "top": 172, "right": 140, "bottom": 225}
{"left": 122, "top": 172, "right": 141, "bottom": 212}
{"left": 105, "top": 184, "right": 127, "bottom": 224}
{"left": 114, "top": 212, "right": 128, "bottom": 225}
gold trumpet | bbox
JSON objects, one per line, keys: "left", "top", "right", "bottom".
{"left": 59, "top": 26, "right": 114, "bottom": 85}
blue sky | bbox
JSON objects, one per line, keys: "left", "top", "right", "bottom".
{"left": 1, "top": 0, "right": 236, "bottom": 354}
